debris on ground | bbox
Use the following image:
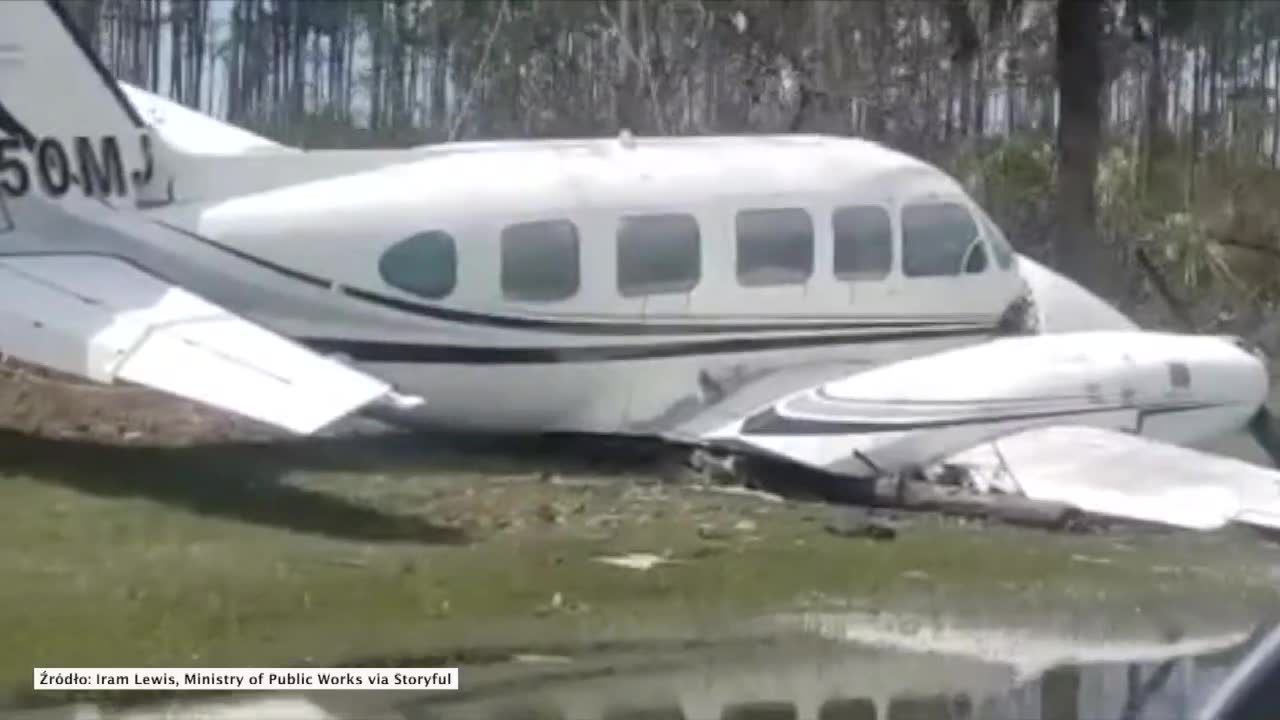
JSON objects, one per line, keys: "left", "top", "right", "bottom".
{"left": 823, "top": 508, "right": 898, "bottom": 541}
{"left": 948, "top": 426, "right": 1280, "bottom": 534}
{"left": 593, "top": 553, "right": 680, "bottom": 572}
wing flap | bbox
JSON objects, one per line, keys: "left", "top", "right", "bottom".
{"left": 0, "top": 253, "right": 396, "bottom": 434}
{"left": 949, "top": 427, "right": 1280, "bottom": 531}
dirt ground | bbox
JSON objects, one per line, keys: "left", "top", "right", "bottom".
{"left": 0, "top": 357, "right": 285, "bottom": 445}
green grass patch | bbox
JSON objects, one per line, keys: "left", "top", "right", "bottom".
{"left": 2, "top": 431, "right": 1278, "bottom": 707}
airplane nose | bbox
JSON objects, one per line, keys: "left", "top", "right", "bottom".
{"left": 1219, "top": 335, "right": 1271, "bottom": 410}
{"left": 1225, "top": 334, "right": 1269, "bottom": 364}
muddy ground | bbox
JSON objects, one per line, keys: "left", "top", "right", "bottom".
{"left": 0, "top": 357, "right": 283, "bottom": 445}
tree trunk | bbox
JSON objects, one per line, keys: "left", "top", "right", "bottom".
{"left": 1274, "top": 35, "right": 1280, "bottom": 166}
{"left": 190, "top": 0, "right": 206, "bottom": 110}
{"left": 389, "top": 0, "right": 406, "bottom": 129}
{"left": 1142, "top": 6, "right": 1164, "bottom": 192}
{"left": 311, "top": 31, "right": 323, "bottom": 117}
{"left": 1054, "top": 0, "right": 1117, "bottom": 299}
{"left": 1260, "top": 23, "right": 1272, "bottom": 157}
{"left": 975, "top": 42, "right": 987, "bottom": 136}
{"left": 292, "top": 0, "right": 306, "bottom": 123}
{"left": 429, "top": 5, "right": 448, "bottom": 133}
{"left": 867, "top": 0, "right": 889, "bottom": 138}
{"left": 369, "top": 2, "right": 384, "bottom": 131}
{"left": 149, "top": 0, "right": 161, "bottom": 92}
{"left": 1229, "top": 0, "right": 1243, "bottom": 144}
{"left": 1208, "top": 12, "right": 1220, "bottom": 141}
{"left": 344, "top": 2, "right": 355, "bottom": 122}
{"left": 170, "top": 0, "right": 183, "bottom": 101}
{"left": 409, "top": 13, "right": 421, "bottom": 127}
{"left": 1190, "top": 22, "right": 1203, "bottom": 201}
{"left": 227, "top": 0, "right": 243, "bottom": 122}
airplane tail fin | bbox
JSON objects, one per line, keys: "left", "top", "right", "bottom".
{"left": 2, "top": 0, "right": 425, "bottom": 206}
{"left": 0, "top": 1, "right": 163, "bottom": 203}
{"left": 0, "top": 2, "right": 424, "bottom": 433}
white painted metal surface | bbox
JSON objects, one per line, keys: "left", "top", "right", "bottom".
{"left": 117, "top": 82, "right": 289, "bottom": 156}
{"left": 951, "top": 426, "right": 1280, "bottom": 532}
{"left": 710, "top": 331, "right": 1269, "bottom": 477}
{"left": 0, "top": 254, "right": 394, "bottom": 434}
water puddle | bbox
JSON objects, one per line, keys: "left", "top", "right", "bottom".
{"left": 11, "top": 612, "right": 1270, "bottom": 720}
{"left": 387, "top": 612, "right": 1265, "bottom": 720}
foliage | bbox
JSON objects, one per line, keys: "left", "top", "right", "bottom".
{"left": 949, "top": 129, "right": 1280, "bottom": 328}
{"left": 954, "top": 135, "right": 1056, "bottom": 251}
{"left": 62, "top": 0, "right": 1280, "bottom": 328}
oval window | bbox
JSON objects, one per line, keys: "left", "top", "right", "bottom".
{"left": 379, "top": 231, "right": 457, "bottom": 299}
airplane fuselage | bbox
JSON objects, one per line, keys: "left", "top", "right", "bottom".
{"left": 122, "top": 135, "right": 1029, "bottom": 438}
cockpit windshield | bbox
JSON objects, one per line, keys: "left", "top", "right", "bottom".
{"left": 974, "top": 205, "right": 1016, "bottom": 270}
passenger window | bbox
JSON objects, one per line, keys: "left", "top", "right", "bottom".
{"left": 1169, "top": 361, "right": 1191, "bottom": 388}
{"left": 736, "top": 208, "right": 814, "bottom": 286}
{"left": 617, "top": 214, "right": 700, "bottom": 297}
{"left": 833, "top": 205, "right": 893, "bottom": 280}
{"left": 379, "top": 231, "right": 457, "bottom": 299}
{"left": 500, "top": 219, "right": 580, "bottom": 302}
{"left": 902, "top": 202, "right": 982, "bottom": 277}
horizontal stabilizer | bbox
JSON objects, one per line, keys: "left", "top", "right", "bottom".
{"left": 0, "top": 253, "right": 397, "bottom": 434}
{"left": 950, "top": 426, "right": 1280, "bottom": 532}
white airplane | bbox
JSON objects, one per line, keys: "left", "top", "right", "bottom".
{"left": 2, "top": 1, "right": 1278, "bottom": 529}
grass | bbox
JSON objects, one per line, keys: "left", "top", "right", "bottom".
{"left": 2, "top": 429, "right": 1279, "bottom": 707}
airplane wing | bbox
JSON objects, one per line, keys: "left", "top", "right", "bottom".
{"left": 947, "top": 426, "right": 1280, "bottom": 532}
{"left": 701, "top": 328, "right": 1276, "bottom": 531}
{"left": 0, "top": 248, "right": 405, "bottom": 435}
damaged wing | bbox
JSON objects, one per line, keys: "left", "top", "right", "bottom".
{"left": 948, "top": 426, "right": 1280, "bottom": 532}
{"left": 0, "top": 250, "right": 407, "bottom": 435}
{"left": 703, "top": 331, "right": 1268, "bottom": 478}
{"left": 702, "top": 329, "right": 1277, "bottom": 532}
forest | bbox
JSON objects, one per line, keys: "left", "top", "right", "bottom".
{"left": 58, "top": 0, "right": 1280, "bottom": 344}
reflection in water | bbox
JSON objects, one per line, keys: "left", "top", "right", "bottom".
{"left": 1040, "top": 668, "right": 1079, "bottom": 720}
{"left": 885, "top": 694, "right": 972, "bottom": 720}
{"left": 602, "top": 707, "right": 687, "bottom": 720}
{"left": 817, "top": 698, "right": 877, "bottom": 720}
{"left": 401, "top": 622, "right": 1260, "bottom": 720}
{"left": 721, "top": 701, "right": 798, "bottom": 720}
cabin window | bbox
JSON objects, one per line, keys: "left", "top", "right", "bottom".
{"left": 379, "top": 231, "right": 457, "bottom": 299}
{"left": 978, "top": 209, "right": 1016, "bottom": 270}
{"left": 500, "top": 219, "right": 580, "bottom": 302}
{"left": 965, "top": 240, "right": 989, "bottom": 273}
{"left": 735, "top": 208, "right": 814, "bottom": 286}
{"left": 902, "top": 202, "right": 983, "bottom": 277}
{"left": 1169, "top": 361, "right": 1191, "bottom": 388}
{"left": 617, "top": 213, "right": 701, "bottom": 297}
{"left": 833, "top": 205, "right": 893, "bottom": 280}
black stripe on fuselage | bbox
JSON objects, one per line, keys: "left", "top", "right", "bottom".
{"left": 0, "top": 249, "right": 994, "bottom": 365}
{"left": 153, "top": 219, "right": 999, "bottom": 337}
{"left": 300, "top": 325, "right": 993, "bottom": 365}
{"left": 741, "top": 401, "right": 1224, "bottom": 436}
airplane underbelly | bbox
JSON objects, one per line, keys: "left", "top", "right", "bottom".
{"left": 352, "top": 331, "right": 991, "bottom": 435}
